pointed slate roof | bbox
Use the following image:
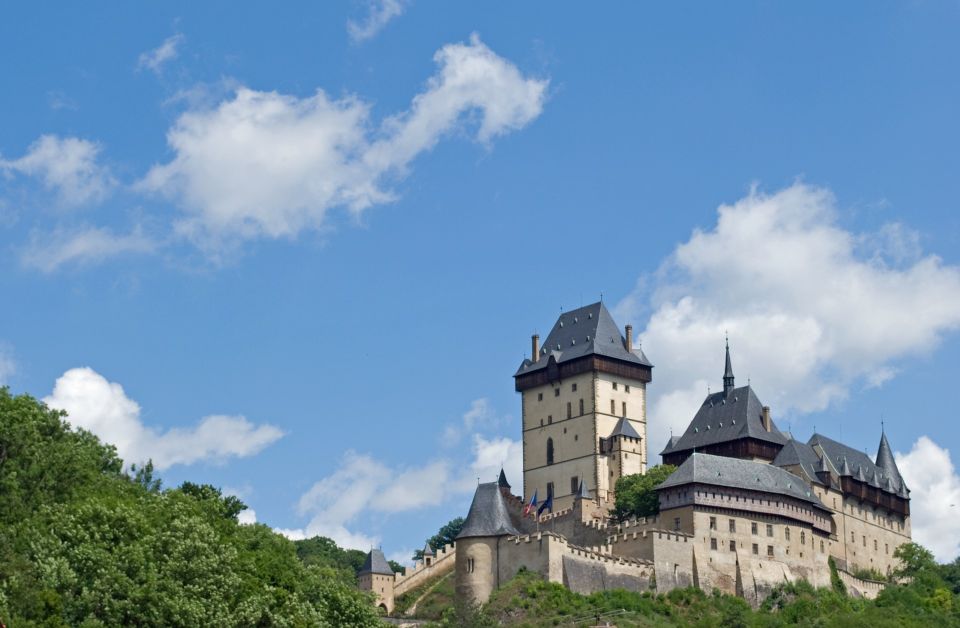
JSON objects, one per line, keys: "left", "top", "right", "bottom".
{"left": 661, "top": 434, "right": 680, "bottom": 456}
{"left": 514, "top": 302, "right": 652, "bottom": 377}
{"left": 457, "top": 482, "right": 521, "bottom": 539}
{"left": 875, "top": 431, "right": 904, "bottom": 488}
{"left": 664, "top": 385, "right": 788, "bottom": 455}
{"left": 422, "top": 542, "right": 435, "bottom": 557}
{"left": 839, "top": 456, "right": 851, "bottom": 476}
{"left": 657, "top": 453, "right": 830, "bottom": 512}
{"left": 498, "top": 468, "right": 511, "bottom": 490}
{"left": 574, "top": 480, "right": 590, "bottom": 500}
{"left": 610, "top": 416, "right": 642, "bottom": 440}
{"left": 359, "top": 549, "right": 394, "bottom": 576}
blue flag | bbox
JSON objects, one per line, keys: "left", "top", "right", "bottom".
{"left": 537, "top": 486, "right": 553, "bottom": 516}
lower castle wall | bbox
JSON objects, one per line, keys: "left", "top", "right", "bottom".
{"left": 837, "top": 568, "right": 886, "bottom": 600}
{"left": 394, "top": 542, "right": 457, "bottom": 597}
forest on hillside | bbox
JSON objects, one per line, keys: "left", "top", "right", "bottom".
{"left": 3, "top": 385, "right": 960, "bottom": 627}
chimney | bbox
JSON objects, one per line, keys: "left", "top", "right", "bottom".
{"left": 762, "top": 406, "right": 771, "bottom": 432}
{"left": 531, "top": 334, "right": 540, "bottom": 362}
{"left": 625, "top": 325, "right": 633, "bottom": 353}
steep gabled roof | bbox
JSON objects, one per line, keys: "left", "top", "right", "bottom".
{"left": 457, "top": 482, "right": 520, "bottom": 539}
{"left": 515, "top": 302, "right": 652, "bottom": 377}
{"left": 657, "top": 452, "right": 830, "bottom": 512}
{"left": 667, "top": 385, "right": 788, "bottom": 454}
{"left": 359, "top": 549, "right": 394, "bottom": 576}
{"left": 422, "top": 542, "right": 435, "bottom": 557}
{"left": 660, "top": 434, "right": 680, "bottom": 456}
{"left": 773, "top": 439, "right": 825, "bottom": 485}
{"left": 498, "top": 468, "right": 511, "bottom": 490}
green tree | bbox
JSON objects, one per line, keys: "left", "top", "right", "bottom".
{"left": 894, "top": 542, "right": 938, "bottom": 579}
{"left": 413, "top": 517, "right": 464, "bottom": 561}
{"left": 611, "top": 464, "right": 676, "bottom": 522}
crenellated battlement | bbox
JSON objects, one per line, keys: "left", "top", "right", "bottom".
{"left": 393, "top": 541, "right": 457, "bottom": 597}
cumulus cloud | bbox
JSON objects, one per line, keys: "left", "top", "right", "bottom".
{"left": 21, "top": 225, "right": 156, "bottom": 273}
{"left": 283, "top": 400, "right": 521, "bottom": 550}
{"left": 1, "top": 135, "right": 115, "bottom": 207}
{"left": 897, "top": 437, "right": 960, "bottom": 562}
{"left": 139, "top": 34, "right": 547, "bottom": 253}
{"left": 347, "top": 0, "right": 406, "bottom": 43}
{"left": 44, "top": 367, "right": 284, "bottom": 470}
{"left": 615, "top": 183, "right": 960, "bottom": 450}
{"left": 137, "top": 33, "right": 184, "bottom": 74}
{"left": 237, "top": 508, "right": 257, "bottom": 525}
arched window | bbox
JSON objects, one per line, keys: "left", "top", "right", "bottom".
{"left": 547, "top": 438, "right": 554, "bottom": 465}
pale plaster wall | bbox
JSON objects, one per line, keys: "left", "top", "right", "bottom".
{"left": 358, "top": 572, "right": 395, "bottom": 613}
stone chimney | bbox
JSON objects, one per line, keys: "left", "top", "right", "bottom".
{"left": 531, "top": 334, "right": 540, "bottom": 362}
{"left": 762, "top": 406, "right": 772, "bottom": 432}
{"left": 625, "top": 325, "right": 633, "bottom": 353}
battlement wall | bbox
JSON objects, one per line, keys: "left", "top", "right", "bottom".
{"left": 394, "top": 542, "right": 456, "bottom": 597}
{"left": 837, "top": 569, "right": 886, "bottom": 600}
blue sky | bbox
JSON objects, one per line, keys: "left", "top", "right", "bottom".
{"left": 2, "top": 2, "right": 960, "bottom": 562}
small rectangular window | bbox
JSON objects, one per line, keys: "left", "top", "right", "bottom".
{"left": 554, "top": 388, "right": 560, "bottom": 397}
{"left": 570, "top": 476, "right": 579, "bottom": 494}
{"left": 625, "top": 384, "right": 631, "bottom": 393}
{"left": 785, "top": 528, "right": 790, "bottom": 542}
{"left": 729, "top": 540, "right": 736, "bottom": 552}
{"left": 579, "top": 399, "right": 584, "bottom": 414}
{"left": 567, "top": 402, "right": 572, "bottom": 419}
{"left": 622, "top": 401, "right": 627, "bottom": 417}
{"left": 752, "top": 543, "right": 758, "bottom": 555}
{"left": 767, "top": 545, "right": 774, "bottom": 558}
{"left": 766, "top": 524, "right": 773, "bottom": 537}
{"left": 547, "top": 415, "right": 552, "bottom": 424}
{"left": 821, "top": 541, "right": 825, "bottom": 552}
{"left": 710, "top": 538, "right": 717, "bottom": 550}
{"left": 862, "top": 535, "right": 866, "bottom": 548}
{"left": 674, "top": 517, "right": 681, "bottom": 531}
{"left": 728, "top": 519, "right": 736, "bottom": 533}
{"left": 610, "top": 400, "right": 615, "bottom": 414}
{"left": 612, "top": 382, "right": 618, "bottom": 390}
{"left": 572, "top": 383, "right": 577, "bottom": 392}
{"left": 537, "top": 392, "right": 543, "bottom": 401}
{"left": 751, "top": 522, "right": 758, "bottom": 535}
{"left": 709, "top": 516, "right": 717, "bottom": 530}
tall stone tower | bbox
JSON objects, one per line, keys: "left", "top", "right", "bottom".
{"left": 514, "top": 302, "right": 653, "bottom": 512}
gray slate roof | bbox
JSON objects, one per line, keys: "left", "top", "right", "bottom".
{"left": 359, "top": 549, "right": 394, "bottom": 576}
{"left": 457, "top": 482, "right": 521, "bottom": 539}
{"left": 610, "top": 417, "right": 642, "bottom": 440}
{"left": 662, "top": 385, "right": 788, "bottom": 455}
{"left": 422, "top": 542, "right": 434, "bottom": 557}
{"left": 773, "top": 439, "right": 832, "bottom": 487}
{"left": 808, "top": 433, "right": 908, "bottom": 496}
{"left": 498, "top": 468, "right": 511, "bottom": 490}
{"left": 658, "top": 452, "right": 830, "bottom": 511}
{"left": 661, "top": 434, "right": 680, "bottom": 455}
{"left": 515, "top": 302, "right": 652, "bottom": 377}
{"left": 875, "top": 431, "right": 904, "bottom": 488}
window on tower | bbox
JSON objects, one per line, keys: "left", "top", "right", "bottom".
{"left": 610, "top": 400, "right": 615, "bottom": 414}
{"left": 567, "top": 402, "right": 572, "bottom": 419}
{"left": 570, "top": 476, "right": 579, "bottom": 494}
{"left": 622, "top": 401, "right": 627, "bottom": 417}
{"left": 554, "top": 388, "right": 560, "bottom": 397}
{"left": 572, "top": 383, "right": 577, "bottom": 392}
{"left": 579, "top": 399, "right": 584, "bottom": 415}
{"left": 546, "top": 438, "right": 554, "bottom": 465}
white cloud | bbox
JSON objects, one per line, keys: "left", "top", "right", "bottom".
{"left": 137, "top": 33, "right": 184, "bottom": 74}
{"left": 139, "top": 34, "right": 547, "bottom": 253}
{"left": 897, "top": 436, "right": 960, "bottom": 562}
{"left": 287, "top": 399, "right": 521, "bottom": 550}
{"left": 238, "top": 508, "right": 257, "bottom": 525}
{"left": 1, "top": 135, "right": 115, "bottom": 207}
{"left": 0, "top": 343, "right": 15, "bottom": 385}
{"left": 347, "top": 0, "right": 406, "bottom": 43}
{"left": 44, "top": 367, "right": 284, "bottom": 471}
{"left": 442, "top": 397, "right": 501, "bottom": 446}
{"left": 21, "top": 225, "right": 156, "bottom": 273}
{"left": 615, "top": 183, "right": 960, "bottom": 451}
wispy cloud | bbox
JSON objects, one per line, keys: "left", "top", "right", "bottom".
{"left": 137, "top": 33, "right": 184, "bottom": 74}
{"left": 347, "top": 0, "right": 406, "bottom": 43}
{"left": 21, "top": 225, "right": 156, "bottom": 273}
{"left": 0, "top": 135, "right": 115, "bottom": 208}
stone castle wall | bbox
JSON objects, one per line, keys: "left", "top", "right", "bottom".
{"left": 394, "top": 541, "right": 457, "bottom": 597}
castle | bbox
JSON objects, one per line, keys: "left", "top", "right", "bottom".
{"left": 360, "top": 302, "right": 911, "bottom": 611}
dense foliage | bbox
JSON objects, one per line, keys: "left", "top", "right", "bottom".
{"left": 611, "top": 464, "right": 676, "bottom": 522}
{"left": 423, "top": 561, "right": 960, "bottom": 627}
{"left": 0, "top": 387, "right": 381, "bottom": 627}
{"left": 413, "top": 517, "right": 464, "bottom": 561}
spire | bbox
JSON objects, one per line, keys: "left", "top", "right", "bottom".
{"left": 875, "top": 429, "right": 904, "bottom": 489}
{"left": 497, "top": 468, "right": 511, "bottom": 490}
{"left": 422, "top": 542, "right": 435, "bottom": 557}
{"left": 839, "top": 456, "right": 851, "bottom": 476}
{"left": 723, "top": 335, "right": 735, "bottom": 396}
{"left": 574, "top": 480, "right": 589, "bottom": 500}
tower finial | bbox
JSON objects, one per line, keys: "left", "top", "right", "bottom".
{"left": 723, "top": 336, "right": 735, "bottom": 396}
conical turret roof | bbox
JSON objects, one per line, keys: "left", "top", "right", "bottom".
{"left": 359, "top": 549, "right": 394, "bottom": 576}
{"left": 875, "top": 431, "right": 904, "bottom": 489}
{"left": 457, "top": 482, "right": 520, "bottom": 539}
